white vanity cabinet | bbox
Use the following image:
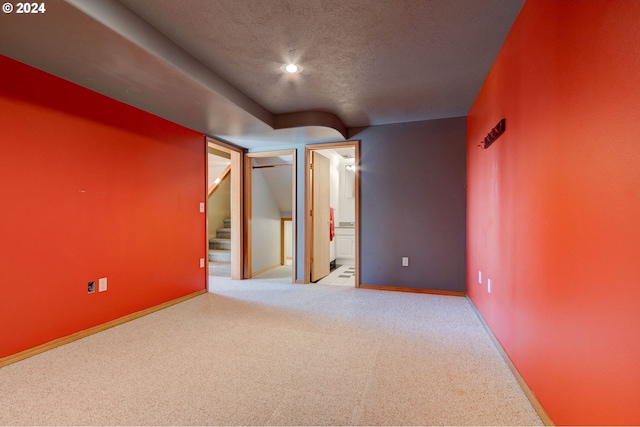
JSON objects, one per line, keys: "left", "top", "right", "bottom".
{"left": 335, "top": 227, "right": 355, "bottom": 263}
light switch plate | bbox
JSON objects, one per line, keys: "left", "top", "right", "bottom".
{"left": 98, "top": 277, "right": 107, "bottom": 292}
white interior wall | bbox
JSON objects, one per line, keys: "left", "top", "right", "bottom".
{"left": 207, "top": 176, "right": 231, "bottom": 240}
{"left": 284, "top": 220, "right": 292, "bottom": 265}
{"left": 208, "top": 150, "right": 231, "bottom": 201}
{"left": 338, "top": 158, "right": 356, "bottom": 224}
{"left": 251, "top": 168, "right": 281, "bottom": 274}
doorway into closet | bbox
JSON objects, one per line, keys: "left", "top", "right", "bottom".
{"left": 244, "top": 150, "right": 296, "bottom": 283}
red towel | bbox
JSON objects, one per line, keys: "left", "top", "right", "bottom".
{"left": 329, "top": 207, "right": 335, "bottom": 241}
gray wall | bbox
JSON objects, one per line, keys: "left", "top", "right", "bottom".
{"left": 353, "top": 117, "right": 467, "bottom": 292}
{"left": 249, "top": 116, "right": 466, "bottom": 290}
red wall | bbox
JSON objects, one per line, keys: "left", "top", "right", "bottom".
{"left": 0, "top": 55, "right": 207, "bottom": 358}
{"left": 467, "top": 1, "right": 640, "bottom": 425}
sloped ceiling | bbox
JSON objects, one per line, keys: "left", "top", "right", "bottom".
{"left": 253, "top": 157, "right": 293, "bottom": 214}
{"left": 0, "top": 0, "right": 524, "bottom": 149}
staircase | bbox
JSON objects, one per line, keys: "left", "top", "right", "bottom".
{"left": 209, "top": 218, "right": 231, "bottom": 276}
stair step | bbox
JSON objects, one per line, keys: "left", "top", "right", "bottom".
{"left": 209, "top": 238, "right": 231, "bottom": 250}
{"left": 223, "top": 218, "right": 231, "bottom": 228}
{"left": 216, "top": 227, "right": 231, "bottom": 239}
{"left": 209, "top": 261, "right": 231, "bottom": 277}
{"left": 209, "top": 249, "right": 231, "bottom": 262}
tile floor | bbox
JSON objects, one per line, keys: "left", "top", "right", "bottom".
{"left": 317, "top": 264, "right": 355, "bottom": 286}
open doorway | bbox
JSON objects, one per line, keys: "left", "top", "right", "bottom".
{"left": 206, "top": 138, "right": 244, "bottom": 283}
{"left": 305, "top": 141, "right": 360, "bottom": 286}
{"left": 207, "top": 146, "right": 232, "bottom": 277}
{"left": 244, "top": 150, "right": 296, "bottom": 283}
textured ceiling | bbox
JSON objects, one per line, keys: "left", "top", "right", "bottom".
{"left": 119, "top": 0, "right": 524, "bottom": 127}
{"left": 0, "top": 0, "right": 524, "bottom": 148}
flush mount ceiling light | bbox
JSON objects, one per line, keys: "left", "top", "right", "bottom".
{"left": 281, "top": 63, "right": 303, "bottom": 74}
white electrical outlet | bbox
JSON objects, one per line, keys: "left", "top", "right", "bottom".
{"left": 402, "top": 257, "right": 409, "bottom": 267}
{"left": 98, "top": 277, "right": 107, "bottom": 292}
{"left": 488, "top": 278, "right": 491, "bottom": 293}
{"left": 199, "top": 202, "right": 205, "bottom": 213}
{"left": 200, "top": 258, "right": 205, "bottom": 268}
{"left": 478, "top": 271, "right": 482, "bottom": 284}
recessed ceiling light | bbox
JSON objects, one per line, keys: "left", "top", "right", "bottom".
{"left": 281, "top": 63, "right": 302, "bottom": 74}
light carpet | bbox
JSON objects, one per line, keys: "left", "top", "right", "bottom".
{"left": 0, "top": 277, "right": 543, "bottom": 426}
{"left": 250, "top": 265, "right": 296, "bottom": 284}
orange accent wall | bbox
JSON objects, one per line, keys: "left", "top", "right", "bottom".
{"left": 0, "top": 55, "right": 206, "bottom": 358}
{"left": 467, "top": 1, "right": 640, "bottom": 425}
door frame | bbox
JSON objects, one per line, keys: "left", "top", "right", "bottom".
{"left": 206, "top": 138, "right": 245, "bottom": 281}
{"left": 304, "top": 141, "right": 361, "bottom": 286}
{"left": 244, "top": 149, "right": 297, "bottom": 282}
{"left": 281, "top": 218, "right": 293, "bottom": 266}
